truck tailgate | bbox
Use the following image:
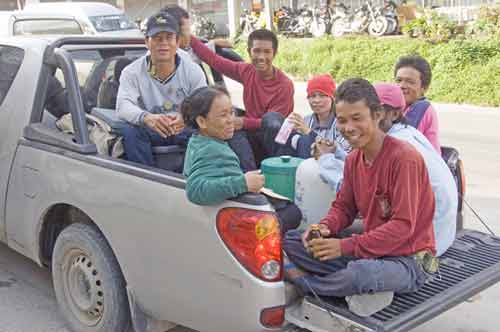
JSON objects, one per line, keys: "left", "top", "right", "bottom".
{"left": 286, "top": 229, "right": 500, "bottom": 332}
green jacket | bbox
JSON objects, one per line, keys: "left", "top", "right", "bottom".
{"left": 183, "top": 134, "right": 248, "bottom": 205}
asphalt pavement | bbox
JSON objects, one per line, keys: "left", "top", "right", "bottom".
{"left": 0, "top": 78, "right": 499, "bottom": 332}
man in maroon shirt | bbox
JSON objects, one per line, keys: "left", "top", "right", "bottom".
{"left": 283, "top": 78, "right": 437, "bottom": 317}
{"left": 185, "top": 28, "right": 294, "bottom": 170}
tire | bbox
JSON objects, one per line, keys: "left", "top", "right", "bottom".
{"left": 368, "top": 17, "right": 389, "bottom": 36}
{"left": 312, "top": 21, "right": 326, "bottom": 37}
{"left": 331, "top": 19, "right": 346, "bottom": 37}
{"left": 52, "top": 223, "right": 131, "bottom": 332}
{"left": 386, "top": 17, "right": 398, "bottom": 34}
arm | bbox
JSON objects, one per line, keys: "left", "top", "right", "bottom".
{"left": 243, "top": 81, "right": 294, "bottom": 130}
{"left": 190, "top": 36, "right": 245, "bottom": 83}
{"left": 185, "top": 145, "right": 248, "bottom": 205}
{"left": 186, "top": 173, "right": 248, "bottom": 205}
{"left": 340, "top": 159, "right": 432, "bottom": 258}
{"left": 418, "top": 105, "right": 441, "bottom": 154}
{"left": 116, "top": 67, "right": 146, "bottom": 125}
{"left": 319, "top": 157, "right": 357, "bottom": 234}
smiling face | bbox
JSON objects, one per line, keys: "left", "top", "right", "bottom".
{"left": 335, "top": 100, "right": 383, "bottom": 150}
{"left": 196, "top": 94, "right": 235, "bottom": 141}
{"left": 248, "top": 39, "right": 275, "bottom": 77}
{"left": 146, "top": 31, "right": 178, "bottom": 65}
{"left": 395, "top": 66, "right": 426, "bottom": 106}
{"left": 307, "top": 92, "right": 333, "bottom": 117}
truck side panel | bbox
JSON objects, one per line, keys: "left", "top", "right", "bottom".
{"left": 5, "top": 142, "right": 285, "bottom": 332}
{"left": 0, "top": 40, "right": 42, "bottom": 244}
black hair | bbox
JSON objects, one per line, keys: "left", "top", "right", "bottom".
{"left": 114, "top": 57, "right": 133, "bottom": 83}
{"left": 381, "top": 104, "right": 408, "bottom": 125}
{"left": 248, "top": 29, "right": 278, "bottom": 54}
{"left": 160, "top": 5, "right": 189, "bottom": 22}
{"left": 394, "top": 55, "right": 432, "bottom": 89}
{"left": 181, "top": 85, "right": 230, "bottom": 129}
{"left": 335, "top": 78, "right": 382, "bottom": 115}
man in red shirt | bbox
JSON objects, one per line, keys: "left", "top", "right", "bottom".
{"left": 283, "top": 78, "right": 437, "bottom": 317}
{"left": 186, "top": 28, "right": 294, "bottom": 171}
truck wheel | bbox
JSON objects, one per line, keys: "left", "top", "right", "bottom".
{"left": 52, "top": 223, "right": 131, "bottom": 332}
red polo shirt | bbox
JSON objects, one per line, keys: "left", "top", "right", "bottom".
{"left": 190, "top": 37, "right": 294, "bottom": 130}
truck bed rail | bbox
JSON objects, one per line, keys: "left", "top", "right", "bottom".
{"left": 286, "top": 229, "right": 500, "bottom": 332}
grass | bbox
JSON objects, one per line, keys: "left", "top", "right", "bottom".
{"left": 234, "top": 36, "right": 500, "bottom": 107}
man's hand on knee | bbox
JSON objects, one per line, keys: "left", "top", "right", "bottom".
{"left": 144, "top": 113, "right": 176, "bottom": 138}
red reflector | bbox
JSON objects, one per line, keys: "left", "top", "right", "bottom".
{"left": 261, "top": 306, "right": 285, "bottom": 328}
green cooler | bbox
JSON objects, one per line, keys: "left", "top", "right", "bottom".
{"left": 261, "top": 155, "right": 304, "bottom": 201}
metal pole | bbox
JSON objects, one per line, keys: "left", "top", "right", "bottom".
{"left": 264, "top": 0, "right": 273, "bottom": 31}
{"left": 228, "top": 0, "right": 241, "bottom": 37}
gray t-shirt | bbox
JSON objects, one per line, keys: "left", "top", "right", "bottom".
{"left": 117, "top": 51, "right": 207, "bottom": 125}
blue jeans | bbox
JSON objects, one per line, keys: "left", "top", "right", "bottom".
{"left": 283, "top": 230, "right": 427, "bottom": 297}
{"left": 121, "top": 124, "right": 193, "bottom": 167}
{"left": 228, "top": 112, "right": 290, "bottom": 172}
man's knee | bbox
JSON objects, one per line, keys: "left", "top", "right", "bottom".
{"left": 262, "top": 112, "right": 284, "bottom": 131}
{"left": 283, "top": 229, "right": 305, "bottom": 253}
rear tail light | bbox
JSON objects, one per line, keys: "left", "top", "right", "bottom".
{"left": 260, "top": 306, "right": 285, "bottom": 328}
{"left": 217, "top": 208, "right": 282, "bottom": 282}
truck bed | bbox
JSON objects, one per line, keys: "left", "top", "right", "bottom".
{"left": 286, "top": 229, "right": 500, "bottom": 332}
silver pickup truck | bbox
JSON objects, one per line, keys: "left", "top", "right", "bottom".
{"left": 0, "top": 36, "right": 499, "bottom": 332}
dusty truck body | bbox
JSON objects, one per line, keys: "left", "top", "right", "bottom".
{"left": 0, "top": 35, "right": 499, "bottom": 332}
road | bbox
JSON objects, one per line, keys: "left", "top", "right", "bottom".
{"left": 0, "top": 79, "right": 499, "bottom": 332}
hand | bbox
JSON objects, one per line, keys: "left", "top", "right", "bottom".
{"left": 311, "top": 138, "right": 336, "bottom": 160}
{"left": 233, "top": 116, "right": 245, "bottom": 130}
{"left": 287, "top": 113, "right": 310, "bottom": 135}
{"left": 301, "top": 223, "right": 331, "bottom": 248}
{"left": 143, "top": 113, "right": 175, "bottom": 138}
{"left": 169, "top": 114, "right": 185, "bottom": 135}
{"left": 245, "top": 170, "right": 265, "bottom": 193}
{"left": 309, "top": 237, "right": 342, "bottom": 261}
{"left": 213, "top": 38, "right": 233, "bottom": 48}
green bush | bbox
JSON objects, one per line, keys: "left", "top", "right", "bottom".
{"left": 235, "top": 36, "right": 500, "bottom": 106}
{"left": 402, "top": 11, "right": 458, "bottom": 43}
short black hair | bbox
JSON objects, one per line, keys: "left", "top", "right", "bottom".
{"left": 248, "top": 29, "right": 278, "bottom": 54}
{"left": 394, "top": 55, "right": 432, "bottom": 89}
{"left": 381, "top": 104, "right": 408, "bottom": 125}
{"left": 160, "top": 5, "right": 189, "bottom": 22}
{"left": 335, "top": 78, "right": 382, "bottom": 115}
{"left": 181, "top": 85, "right": 230, "bottom": 129}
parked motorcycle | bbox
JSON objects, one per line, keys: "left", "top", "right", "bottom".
{"left": 283, "top": 4, "right": 314, "bottom": 37}
{"left": 310, "top": 4, "right": 335, "bottom": 37}
{"left": 191, "top": 10, "right": 216, "bottom": 40}
{"left": 331, "top": 1, "right": 390, "bottom": 37}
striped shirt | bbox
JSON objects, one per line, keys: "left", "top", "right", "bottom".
{"left": 303, "top": 112, "right": 351, "bottom": 153}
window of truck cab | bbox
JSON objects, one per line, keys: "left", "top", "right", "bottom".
{"left": 0, "top": 45, "right": 24, "bottom": 107}
{"left": 13, "top": 19, "right": 83, "bottom": 36}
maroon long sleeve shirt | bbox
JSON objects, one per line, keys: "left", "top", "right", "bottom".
{"left": 190, "top": 37, "right": 294, "bottom": 130}
{"left": 320, "top": 136, "right": 436, "bottom": 259}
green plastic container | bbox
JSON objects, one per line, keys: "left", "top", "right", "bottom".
{"left": 261, "top": 155, "right": 304, "bottom": 201}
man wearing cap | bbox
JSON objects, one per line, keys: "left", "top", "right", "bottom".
{"left": 117, "top": 12, "right": 206, "bottom": 167}
{"left": 182, "top": 27, "right": 294, "bottom": 171}
{"left": 283, "top": 78, "right": 436, "bottom": 317}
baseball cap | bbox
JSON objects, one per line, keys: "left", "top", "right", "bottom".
{"left": 307, "top": 74, "right": 336, "bottom": 98}
{"left": 145, "top": 12, "right": 179, "bottom": 37}
{"left": 374, "top": 83, "right": 405, "bottom": 111}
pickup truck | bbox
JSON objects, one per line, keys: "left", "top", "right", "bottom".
{"left": 0, "top": 36, "right": 499, "bottom": 332}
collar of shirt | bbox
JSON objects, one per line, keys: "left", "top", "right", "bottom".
{"left": 310, "top": 112, "right": 336, "bottom": 130}
{"left": 147, "top": 54, "right": 181, "bottom": 84}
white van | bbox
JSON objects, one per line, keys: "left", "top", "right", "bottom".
{"left": 19, "top": 2, "right": 142, "bottom": 37}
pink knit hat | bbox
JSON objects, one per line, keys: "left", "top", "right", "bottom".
{"left": 374, "top": 83, "right": 405, "bottom": 111}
